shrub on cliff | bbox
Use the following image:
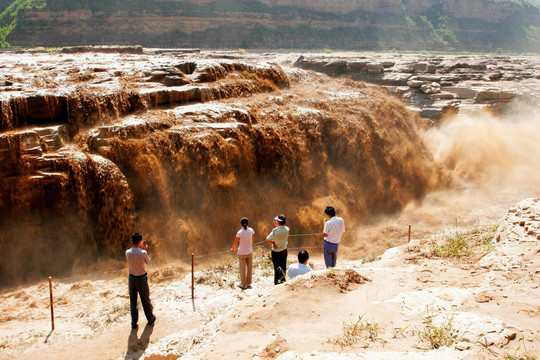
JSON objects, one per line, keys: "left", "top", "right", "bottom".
{"left": 0, "top": 0, "right": 45, "bottom": 47}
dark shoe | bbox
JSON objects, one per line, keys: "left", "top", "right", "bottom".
{"left": 148, "top": 316, "right": 156, "bottom": 326}
{"left": 131, "top": 323, "right": 138, "bottom": 329}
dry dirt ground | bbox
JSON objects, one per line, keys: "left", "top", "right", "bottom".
{"left": 1, "top": 198, "right": 539, "bottom": 360}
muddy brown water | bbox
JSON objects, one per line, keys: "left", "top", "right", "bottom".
{"left": 0, "top": 51, "right": 539, "bottom": 288}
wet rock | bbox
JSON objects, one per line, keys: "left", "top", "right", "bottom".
{"left": 431, "top": 91, "right": 457, "bottom": 100}
{"left": 146, "top": 71, "right": 168, "bottom": 83}
{"left": 60, "top": 45, "right": 144, "bottom": 54}
{"left": 413, "top": 63, "right": 436, "bottom": 73}
{"left": 445, "top": 87, "right": 478, "bottom": 99}
{"left": 294, "top": 53, "right": 538, "bottom": 120}
{"left": 175, "top": 62, "right": 197, "bottom": 74}
{"left": 420, "top": 107, "right": 445, "bottom": 119}
{"left": 163, "top": 75, "right": 191, "bottom": 87}
{"left": 34, "top": 125, "right": 68, "bottom": 151}
{"left": 322, "top": 60, "right": 348, "bottom": 75}
{"left": 420, "top": 82, "right": 441, "bottom": 94}
{"left": 475, "top": 90, "right": 515, "bottom": 103}
{"left": 416, "top": 75, "right": 441, "bottom": 83}
{"left": 378, "top": 73, "right": 411, "bottom": 86}
{"left": 484, "top": 72, "right": 502, "bottom": 80}
{"left": 347, "top": 61, "right": 369, "bottom": 72}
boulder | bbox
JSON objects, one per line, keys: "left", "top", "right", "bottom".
{"left": 413, "top": 63, "right": 436, "bottom": 73}
{"left": 378, "top": 73, "right": 412, "bottom": 86}
{"left": 366, "top": 63, "right": 384, "bottom": 74}
{"left": 484, "top": 72, "right": 502, "bottom": 81}
{"left": 407, "top": 80, "right": 424, "bottom": 88}
{"left": 431, "top": 92, "right": 458, "bottom": 100}
{"left": 444, "top": 87, "right": 478, "bottom": 99}
{"left": 475, "top": 90, "right": 515, "bottom": 102}
{"left": 347, "top": 61, "right": 369, "bottom": 72}
{"left": 436, "top": 312, "right": 519, "bottom": 347}
{"left": 416, "top": 75, "right": 441, "bottom": 83}
{"left": 420, "top": 82, "right": 441, "bottom": 94}
{"left": 322, "top": 60, "right": 348, "bottom": 75}
{"left": 163, "top": 75, "right": 191, "bottom": 87}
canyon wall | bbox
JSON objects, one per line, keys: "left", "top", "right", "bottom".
{"left": 4, "top": 0, "right": 540, "bottom": 52}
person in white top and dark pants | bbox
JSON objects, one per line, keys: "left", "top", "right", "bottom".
{"left": 322, "top": 206, "right": 345, "bottom": 268}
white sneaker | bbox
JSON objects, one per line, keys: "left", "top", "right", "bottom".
{"left": 236, "top": 282, "right": 245, "bottom": 289}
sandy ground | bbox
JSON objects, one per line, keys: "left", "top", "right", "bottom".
{"left": 1, "top": 199, "right": 539, "bottom": 360}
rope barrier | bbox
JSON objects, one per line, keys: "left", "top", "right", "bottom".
{"left": 0, "top": 231, "right": 344, "bottom": 294}
{"left": 0, "top": 225, "right": 416, "bottom": 332}
{"left": 288, "top": 232, "right": 323, "bottom": 237}
{"left": 3, "top": 227, "right": 407, "bottom": 328}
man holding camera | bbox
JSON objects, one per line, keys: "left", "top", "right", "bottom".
{"left": 126, "top": 233, "right": 156, "bottom": 329}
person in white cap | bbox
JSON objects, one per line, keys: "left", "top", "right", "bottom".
{"left": 266, "top": 214, "right": 289, "bottom": 284}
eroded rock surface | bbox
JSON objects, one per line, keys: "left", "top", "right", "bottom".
{"left": 0, "top": 49, "right": 443, "bottom": 286}
{"left": 295, "top": 54, "right": 540, "bottom": 120}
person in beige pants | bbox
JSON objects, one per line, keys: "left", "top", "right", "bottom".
{"left": 231, "top": 217, "right": 255, "bottom": 289}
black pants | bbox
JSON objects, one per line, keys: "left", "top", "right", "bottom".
{"left": 271, "top": 249, "right": 288, "bottom": 285}
{"left": 129, "top": 274, "right": 155, "bottom": 326}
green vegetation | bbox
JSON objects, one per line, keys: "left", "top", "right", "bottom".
{"left": 504, "top": 335, "right": 538, "bottom": 359}
{"left": 329, "top": 314, "right": 385, "bottom": 347}
{"left": 361, "top": 255, "right": 381, "bottom": 264}
{"left": 524, "top": 25, "right": 540, "bottom": 43}
{"left": 405, "top": 15, "right": 417, "bottom": 27}
{"left": 486, "top": 0, "right": 527, "bottom": 5}
{"left": 196, "top": 248, "right": 273, "bottom": 288}
{"left": 392, "top": 324, "right": 412, "bottom": 339}
{"left": 1, "top": 0, "right": 538, "bottom": 52}
{"left": 46, "top": 0, "right": 270, "bottom": 14}
{"left": 0, "top": 0, "right": 46, "bottom": 47}
{"left": 527, "top": 0, "right": 540, "bottom": 9}
{"left": 418, "top": 311, "right": 457, "bottom": 349}
{"left": 429, "top": 224, "right": 498, "bottom": 259}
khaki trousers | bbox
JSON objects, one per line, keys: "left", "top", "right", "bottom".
{"left": 238, "top": 253, "right": 253, "bottom": 286}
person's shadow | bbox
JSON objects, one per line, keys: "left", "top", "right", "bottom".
{"left": 124, "top": 323, "right": 154, "bottom": 360}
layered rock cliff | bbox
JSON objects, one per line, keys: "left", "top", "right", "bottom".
{"left": 3, "top": 0, "right": 540, "bottom": 52}
{"left": 0, "top": 49, "right": 445, "bottom": 286}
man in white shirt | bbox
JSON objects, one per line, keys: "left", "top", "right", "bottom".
{"left": 126, "top": 233, "right": 156, "bottom": 329}
{"left": 323, "top": 206, "right": 345, "bottom": 268}
{"left": 287, "top": 249, "right": 314, "bottom": 278}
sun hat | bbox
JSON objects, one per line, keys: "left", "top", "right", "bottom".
{"left": 273, "top": 214, "right": 286, "bottom": 225}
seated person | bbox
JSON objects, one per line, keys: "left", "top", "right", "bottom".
{"left": 286, "top": 249, "right": 315, "bottom": 279}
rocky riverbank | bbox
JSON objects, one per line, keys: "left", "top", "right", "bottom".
{"left": 0, "top": 198, "right": 538, "bottom": 359}
{"left": 294, "top": 53, "right": 540, "bottom": 120}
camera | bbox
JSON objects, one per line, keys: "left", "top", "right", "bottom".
{"left": 140, "top": 240, "right": 150, "bottom": 250}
